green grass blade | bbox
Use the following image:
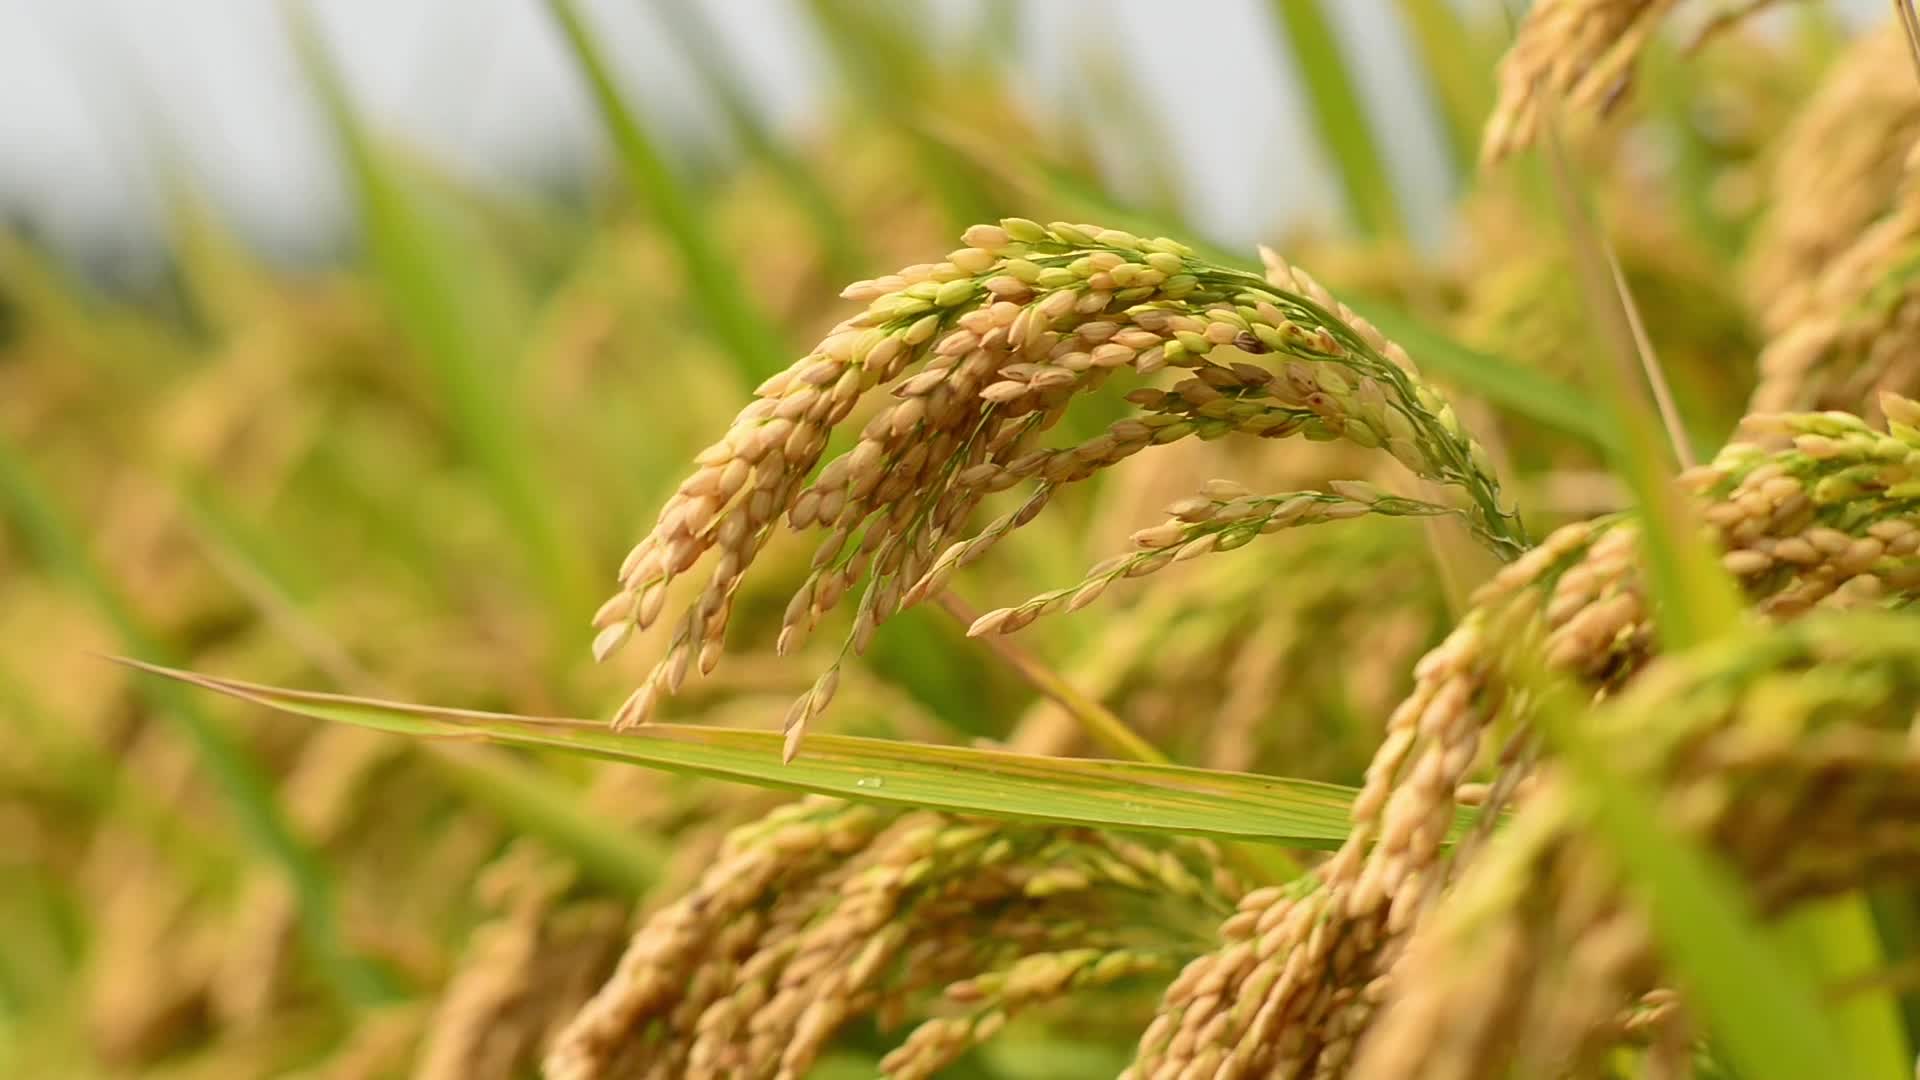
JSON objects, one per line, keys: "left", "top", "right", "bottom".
{"left": 159, "top": 176, "right": 275, "bottom": 332}
{"left": 543, "top": 0, "right": 790, "bottom": 381}
{"left": 1777, "top": 897, "right": 1912, "bottom": 1080}
{"left": 289, "top": 8, "right": 590, "bottom": 623}
{"left": 421, "top": 746, "right": 666, "bottom": 895}
{"left": 1393, "top": 0, "right": 1492, "bottom": 178}
{"left": 118, "top": 660, "right": 1483, "bottom": 850}
{"left": 0, "top": 435, "right": 395, "bottom": 1007}
{"left": 1264, "top": 0, "right": 1407, "bottom": 242}
{"left": 1536, "top": 117, "right": 1743, "bottom": 649}
{"left": 1069, "top": 44, "right": 1187, "bottom": 220}
{"left": 645, "top": 0, "right": 868, "bottom": 278}
{"left": 1525, "top": 667, "right": 1858, "bottom": 1080}
{"left": 803, "top": 0, "right": 1000, "bottom": 230}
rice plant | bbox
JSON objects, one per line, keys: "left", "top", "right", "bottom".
{"left": 8, "top": 1, "right": 1920, "bottom": 1078}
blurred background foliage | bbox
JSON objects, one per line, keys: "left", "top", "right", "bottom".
{"left": 0, "top": 1, "right": 1897, "bottom": 1076}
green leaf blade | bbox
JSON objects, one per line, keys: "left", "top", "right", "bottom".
{"left": 116, "top": 660, "right": 1475, "bottom": 850}
{"left": 1526, "top": 668, "right": 1861, "bottom": 1080}
{"left": 0, "top": 436, "right": 396, "bottom": 1008}
{"left": 544, "top": 0, "right": 791, "bottom": 381}
{"left": 290, "top": 7, "right": 590, "bottom": 621}
{"left": 1265, "top": 0, "right": 1407, "bottom": 243}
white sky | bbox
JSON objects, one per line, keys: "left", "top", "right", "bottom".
{"left": 0, "top": 0, "right": 1886, "bottom": 277}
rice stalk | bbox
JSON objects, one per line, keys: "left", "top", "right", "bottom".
{"left": 1263, "top": 0, "right": 1409, "bottom": 243}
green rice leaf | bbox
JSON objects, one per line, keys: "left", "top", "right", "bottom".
{"left": 1776, "top": 897, "right": 1912, "bottom": 1080}
{"left": 544, "top": 0, "right": 790, "bottom": 381}
{"left": 1526, "top": 666, "right": 1858, "bottom": 1080}
{"left": 0, "top": 435, "right": 395, "bottom": 1007}
{"left": 1392, "top": 0, "right": 1492, "bottom": 178}
{"left": 1344, "top": 294, "right": 1615, "bottom": 452}
{"left": 1534, "top": 113, "right": 1744, "bottom": 649}
{"left": 116, "top": 660, "right": 1473, "bottom": 850}
{"left": 645, "top": 0, "right": 868, "bottom": 278}
{"left": 1264, "top": 0, "right": 1407, "bottom": 242}
{"left": 290, "top": 8, "right": 590, "bottom": 622}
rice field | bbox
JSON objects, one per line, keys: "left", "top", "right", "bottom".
{"left": 5, "top": 2, "right": 1920, "bottom": 1077}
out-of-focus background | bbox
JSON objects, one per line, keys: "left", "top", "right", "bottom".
{"left": 9, "top": 0, "right": 1883, "bottom": 274}
{"left": 0, "top": 2, "right": 1900, "bottom": 1077}
{"left": 10, "top": 0, "right": 1461, "bottom": 273}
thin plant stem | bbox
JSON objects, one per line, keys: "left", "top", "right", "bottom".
{"left": 1895, "top": 0, "right": 1920, "bottom": 83}
{"left": 1607, "top": 246, "right": 1697, "bottom": 469}
{"left": 937, "top": 591, "right": 1300, "bottom": 883}
{"left": 935, "top": 591, "right": 1166, "bottom": 766}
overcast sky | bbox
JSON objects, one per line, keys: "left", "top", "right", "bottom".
{"left": 0, "top": 0, "right": 1886, "bottom": 277}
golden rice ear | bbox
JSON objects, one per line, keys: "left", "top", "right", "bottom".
{"left": 547, "top": 798, "right": 1239, "bottom": 1080}
{"left": 1359, "top": 612, "right": 1920, "bottom": 1080}
{"left": 1131, "top": 395, "right": 1920, "bottom": 1077}
{"left": 1744, "top": 25, "right": 1920, "bottom": 331}
{"left": 597, "top": 221, "right": 1520, "bottom": 755}
{"left": 968, "top": 483, "right": 1463, "bottom": 639}
{"left": 1481, "top": 0, "right": 1785, "bottom": 165}
{"left": 1882, "top": 390, "right": 1920, "bottom": 430}
{"left": 1747, "top": 227, "right": 1920, "bottom": 417}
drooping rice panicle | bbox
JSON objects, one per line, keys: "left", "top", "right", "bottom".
{"left": 1482, "top": 0, "right": 1780, "bottom": 164}
{"left": 1356, "top": 611, "right": 1920, "bottom": 1080}
{"left": 415, "top": 899, "right": 628, "bottom": 1080}
{"left": 1744, "top": 25, "right": 1920, "bottom": 332}
{"left": 1692, "top": 394, "right": 1920, "bottom": 610}
{"left": 1750, "top": 188, "right": 1920, "bottom": 418}
{"left": 594, "top": 221, "right": 1521, "bottom": 757}
{"left": 1127, "top": 399, "right": 1920, "bottom": 1078}
{"left": 878, "top": 947, "right": 1178, "bottom": 1079}
{"left": 966, "top": 479, "right": 1461, "bottom": 637}
{"left": 545, "top": 797, "right": 1239, "bottom": 1080}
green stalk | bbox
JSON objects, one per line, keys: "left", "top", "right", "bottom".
{"left": 1264, "top": 0, "right": 1408, "bottom": 243}
{"left": 1393, "top": 0, "right": 1492, "bottom": 179}
{"left": 1520, "top": 662, "right": 1858, "bottom": 1080}
{"left": 172, "top": 468, "right": 666, "bottom": 896}
{"left": 1779, "top": 897, "right": 1912, "bottom": 1079}
{"left": 1538, "top": 105, "right": 1905, "bottom": 1078}
{"left": 804, "top": 0, "right": 1001, "bottom": 230}
{"left": 1537, "top": 118, "right": 1742, "bottom": 650}
{"left": 543, "top": 0, "right": 791, "bottom": 381}
{"left": 645, "top": 0, "right": 869, "bottom": 279}
{"left": 0, "top": 435, "right": 396, "bottom": 1007}
{"left": 289, "top": 7, "right": 591, "bottom": 627}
